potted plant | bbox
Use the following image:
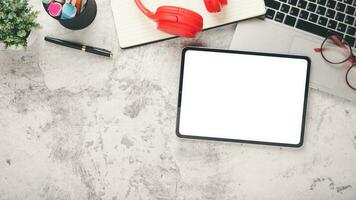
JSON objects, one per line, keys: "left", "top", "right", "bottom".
{"left": 0, "top": 0, "right": 40, "bottom": 49}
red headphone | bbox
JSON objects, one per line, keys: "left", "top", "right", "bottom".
{"left": 134, "top": 0, "right": 228, "bottom": 38}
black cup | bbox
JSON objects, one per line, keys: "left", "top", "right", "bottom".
{"left": 43, "top": 0, "right": 97, "bottom": 30}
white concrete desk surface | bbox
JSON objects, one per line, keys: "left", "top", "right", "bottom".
{"left": 0, "top": 0, "right": 355, "bottom": 200}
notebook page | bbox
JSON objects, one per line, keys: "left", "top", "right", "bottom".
{"left": 111, "top": 0, "right": 266, "bottom": 48}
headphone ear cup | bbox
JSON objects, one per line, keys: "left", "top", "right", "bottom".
{"left": 158, "top": 22, "right": 198, "bottom": 38}
{"left": 204, "top": 0, "right": 227, "bottom": 13}
{"left": 219, "top": 0, "right": 228, "bottom": 6}
{"left": 204, "top": 0, "right": 221, "bottom": 12}
{"left": 155, "top": 6, "right": 203, "bottom": 38}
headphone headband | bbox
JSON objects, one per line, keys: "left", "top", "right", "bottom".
{"left": 134, "top": 0, "right": 155, "bottom": 19}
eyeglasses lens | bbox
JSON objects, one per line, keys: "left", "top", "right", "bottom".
{"left": 347, "top": 65, "right": 356, "bottom": 90}
{"left": 321, "top": 35, "right": 351, "bottom": 64}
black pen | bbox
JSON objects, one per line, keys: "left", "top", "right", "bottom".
{"left": 44, "top": 36, "right": 113, "bottom": 58}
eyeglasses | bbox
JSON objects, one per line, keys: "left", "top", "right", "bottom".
{"left": 314, "top": 34, "right": 356, "bottom": 91}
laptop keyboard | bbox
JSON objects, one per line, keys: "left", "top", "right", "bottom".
{"left": 265, "top": 0, "right": 356, "bottom": 48}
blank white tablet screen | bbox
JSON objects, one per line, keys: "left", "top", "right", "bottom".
{"left": 178, "top": 49, "right": 309, "bottom": 145}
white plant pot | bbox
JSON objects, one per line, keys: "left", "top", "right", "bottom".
{"left": 0, "top": 28, "right": 39, "bottom": 51}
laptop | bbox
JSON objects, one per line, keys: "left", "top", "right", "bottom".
{"left": 230, "top": 0, "right": 356, "bottom": 102}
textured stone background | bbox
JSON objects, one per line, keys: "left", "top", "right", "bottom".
{"left": 0, "top": 0, "right": 356, "bottom": 200}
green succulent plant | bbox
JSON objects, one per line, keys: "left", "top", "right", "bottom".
{"left": 0, "top": 0, "right": 40, "bottom": 48}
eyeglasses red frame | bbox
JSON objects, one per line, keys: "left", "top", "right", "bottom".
{"left": 314, "top": 34, "right": 356, "bottom": 91}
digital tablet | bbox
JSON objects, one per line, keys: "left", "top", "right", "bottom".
{"left": 176, "top": 47, "right": 311, "bottom": 147}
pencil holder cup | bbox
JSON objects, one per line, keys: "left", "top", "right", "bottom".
{"left": 42, "top": 0, "right": 97, "bottom": 30}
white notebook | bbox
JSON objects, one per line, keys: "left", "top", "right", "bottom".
{"left": 111, "top": 0, "right": 266, "bottom": 48}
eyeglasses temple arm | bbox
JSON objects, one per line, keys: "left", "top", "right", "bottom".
{"left": 314, "top": 48, "right": 322, "bottom": 52}
{"left": 330, "top": 35, "right": 348, "bottom": 48}
{"left": 134, "top": 0, "right": 155, "bottom": 20}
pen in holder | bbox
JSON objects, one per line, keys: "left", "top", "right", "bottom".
{"left": 42, "top": 0, "right": 97, "bottom": 30}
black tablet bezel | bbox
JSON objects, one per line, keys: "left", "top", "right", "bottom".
{"left": 176, "top": 47, "right": 311, "bottom": 148}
